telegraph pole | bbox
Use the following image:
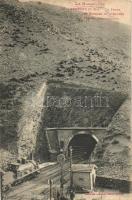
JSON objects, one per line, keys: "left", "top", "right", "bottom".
{"left": 48, "top": 179, "right": 53, "bottom": 200}
{"left": 69, "top": 146, "right": 75, "bottom": 200}
{"left": 0, "top": 171, "right": 4, "bottom": 200}
{"left": 57, "top": 153, "right": 65, "bottom": 199}
{"left": 60, "top": 163, "right": 64, "bottom": 198}
{"left": 70, "top": 146, "right": 73, "bottom": 190}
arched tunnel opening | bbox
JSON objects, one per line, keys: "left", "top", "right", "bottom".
{"left": 68, "top": 134, "right": 98, "bottom": 163}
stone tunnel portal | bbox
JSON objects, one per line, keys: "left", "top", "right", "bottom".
{"left": 68, "top": 133, "right": 98, "bottom": 162}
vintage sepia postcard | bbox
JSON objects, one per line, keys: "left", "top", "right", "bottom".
{"left": 0, "top": 0, "right": 131, "bottom": 200}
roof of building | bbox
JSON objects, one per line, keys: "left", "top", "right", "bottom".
{"left": 72, "top": 164, "right": 97, "bottom": 172}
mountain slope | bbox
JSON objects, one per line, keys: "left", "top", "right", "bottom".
{"left": 0, "top": 0, "right": 131, "bottom": 179}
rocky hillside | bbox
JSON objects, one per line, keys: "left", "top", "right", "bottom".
{"left": 0, "top": 0, "right": 131, "bottom": 179}
{"left": 0, "top": 0, "right": 130, "bottom": 89}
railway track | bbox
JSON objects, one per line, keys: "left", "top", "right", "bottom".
{"left": 4, "top": 158, "right": 129, "bottom": 199}
{"left": 5, "top": 161, "right": 70, "bottom": 200}
{"left": 4, "top": 156, "right": 89, "bottom": 200}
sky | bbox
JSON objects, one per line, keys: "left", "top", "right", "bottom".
{"left": 19, "top": 0, "right": 131, "bottom": 25}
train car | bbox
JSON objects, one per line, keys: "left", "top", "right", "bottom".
{"left": 3, "top": 159, "right": 40, "bottom": 191}
{"left": 8, "top": 160, "right": 39, "bottom": 179}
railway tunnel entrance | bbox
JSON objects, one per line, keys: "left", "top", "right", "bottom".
{"left": 45, "top": 128, "right": 104, "bottom": 162}
{"left": 68, "top": 133, "right": 99, "bottom": 162}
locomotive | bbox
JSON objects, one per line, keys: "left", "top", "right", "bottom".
{"left": 3, "top": 158, "right": 40, "bottom": 191}
{"left": 8, "top": 158, "right": 39, "bottom": 179}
